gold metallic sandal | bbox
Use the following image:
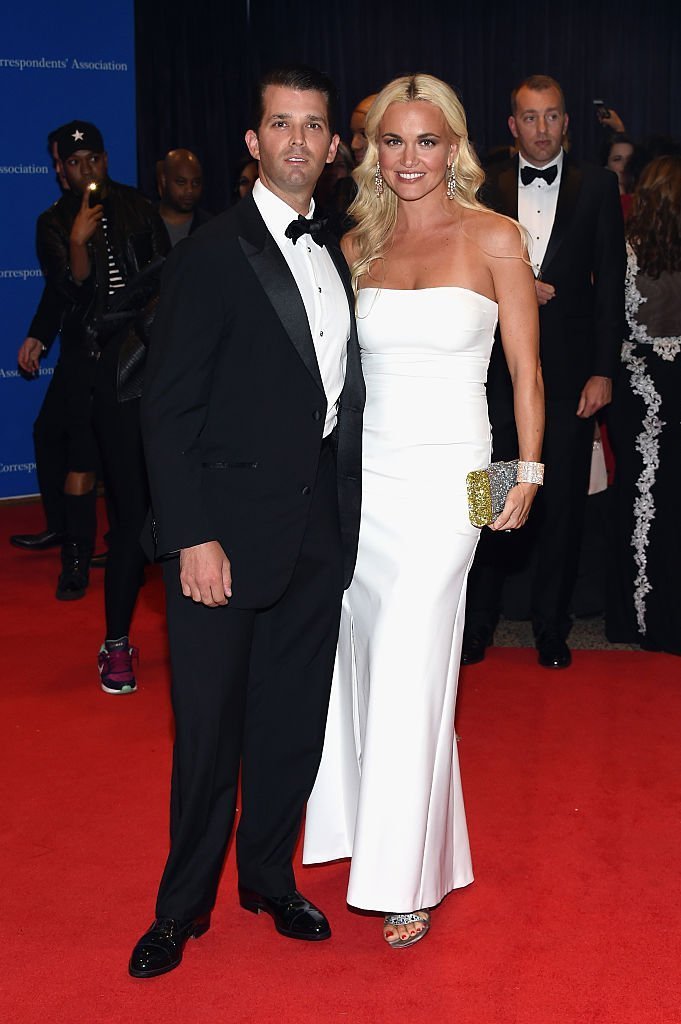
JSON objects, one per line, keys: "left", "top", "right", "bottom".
{"left": 383, "top": 910, "right": 431, "bottom": 949}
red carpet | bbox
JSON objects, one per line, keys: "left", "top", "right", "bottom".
{"left": 2, "top": 501, "right": 681, "bottom": 1024}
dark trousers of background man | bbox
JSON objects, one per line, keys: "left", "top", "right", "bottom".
{"left": 466, "top": 397, "right": 594, "bottom": 642}
{"left": 91, "top": 345, "right": 149, "bottom": 640}
{"left": 155, "top": 444, "right": 344, "bottom": 920}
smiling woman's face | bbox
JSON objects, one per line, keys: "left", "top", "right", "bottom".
{"left": 378, "top": 100, "right": 456, "bottom": 203}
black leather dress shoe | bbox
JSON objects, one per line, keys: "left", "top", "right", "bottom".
{"left": 239, "top": 887, "right": 331, "bottom": 941}
{"left": 90, "top": 551, "right": 107, "bottom": 569}
{"left": 461, "top": 629, "right": 490, "bottom": 666}
{"left": 129, "top": 914, "right": 211, "bottom": 978}
{"left": 536, "top": 636, "right": 572, "bottom": 669}
{"left": 10, "top": 529, "right": 65, "bottom": 551}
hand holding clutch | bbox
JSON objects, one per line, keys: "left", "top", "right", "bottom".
{"left": 466, "top": 460, "right": 544, "bottom": 528}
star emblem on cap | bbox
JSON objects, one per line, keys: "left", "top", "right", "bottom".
{"left": 72, "top": 129, "right": 84, "bottom": 142}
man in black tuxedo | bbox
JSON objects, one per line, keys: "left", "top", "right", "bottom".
{"left": 463, "top": 75, "right": 625, "bottom": 669}
{"left": 130, "top": 66, "right": 364, "bottom": 978}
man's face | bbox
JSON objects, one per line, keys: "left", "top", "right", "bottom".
{"left": 245, "top": 86, "right": 339, "bottom": 207}
{"left": 509, "top": 87, "right": 568, "bottom": 167}
{"left": 162, "top": 159, "right": 203, "bottom": 212}
{"left": 62, "top": 149, "right": 108, "bottom": 196}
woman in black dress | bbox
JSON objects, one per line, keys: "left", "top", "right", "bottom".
{"left": 607, "top": 156, "right": 681, "bottom": 654}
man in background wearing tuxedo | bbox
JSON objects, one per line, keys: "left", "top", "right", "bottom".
{"left": 463, "top": 74, "right": 625, "bottom": 669}
{"left": 130, "top": 65, "right": 364, "bottom": 978}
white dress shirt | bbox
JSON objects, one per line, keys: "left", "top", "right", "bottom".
{"left": 517, "top": 150, "right": 564, "bottom": 277}
{"left": 252, "top": 179, "right": 349, "bottom": 437}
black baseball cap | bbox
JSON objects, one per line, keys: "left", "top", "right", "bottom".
{"left": 55, "top": 121, "right": 105, "bottom": 161}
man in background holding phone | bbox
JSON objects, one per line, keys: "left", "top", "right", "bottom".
{"left": 35, "top": 121, "right": 168, "bottom": 616}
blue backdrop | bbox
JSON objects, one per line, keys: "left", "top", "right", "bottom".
{"left": 0, "top": 4, "right": 136, "bottom": 500}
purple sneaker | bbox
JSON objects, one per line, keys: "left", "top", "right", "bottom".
{"left": 98, "top": 639, "right": 138, "bottom": 694}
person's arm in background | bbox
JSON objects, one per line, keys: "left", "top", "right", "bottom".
{"left": 17, "top": 283, "right": 64, "bottom": 373}
{"left": 577, "top": 171, "right": 626, "bottom": 418}
{"left": 599, "top": 107, "right": 626, "bottom": 134}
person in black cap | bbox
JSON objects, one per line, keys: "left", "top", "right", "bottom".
{"left": 36, "top": 119, "right": 169, "bottom": 691}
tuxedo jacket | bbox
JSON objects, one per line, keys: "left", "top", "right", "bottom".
{"left": 141, "top": 193, "right": 365, "bottom": 608}
{"left": 483, "top": 154, "right": 626, "bottom": 404}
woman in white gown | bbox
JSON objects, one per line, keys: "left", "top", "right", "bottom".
{"left": 303, "top": 75, "right": 544, "bottom": 947}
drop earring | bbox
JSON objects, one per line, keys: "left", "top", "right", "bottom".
{"left": 446, "top": 162, "right": 456, "bottom": 199}
{"left": 374, "top": 162, "right": 384, "bottom": 197}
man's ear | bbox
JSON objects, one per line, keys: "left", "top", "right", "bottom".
{"left": 508, "top": 116, "right": 519, "bottom": 141}
{"left": 245, "top": 130, "right": 260, "bottom": 161}
{"left": 326, "top": 133, "right": 340, "bottom": 165}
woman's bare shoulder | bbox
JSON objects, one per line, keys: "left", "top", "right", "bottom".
{"left": 340, "top": 231, "right": 360, "bottom": 263}
{"left": 461, "top": 207, "right": 525, "bottom": 259}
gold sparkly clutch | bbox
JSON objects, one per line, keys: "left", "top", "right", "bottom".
{"left": 466, "top": 460, "right": 519, "bottom": 528}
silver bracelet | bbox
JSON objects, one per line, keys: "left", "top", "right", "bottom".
{"left": 517, "top": 461, "right": 544, "bottom": 485}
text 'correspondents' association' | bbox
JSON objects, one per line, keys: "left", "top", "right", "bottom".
{"left": 0, "top": 56, "right": 129, "bottom": 72}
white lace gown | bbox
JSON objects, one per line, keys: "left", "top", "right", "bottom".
{"left": 303, "top": 286, "right": 498, "bottom": 912}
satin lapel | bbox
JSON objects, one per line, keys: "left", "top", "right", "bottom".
{"left": 237, "top": 198, "right": 324, "bottom": 395}
{"left": 325, "top": 240, "right": 355, "bottom": 315}
{"left": 541, "top": 159, "right": 583, "bottom": 276}
{"left": 497, "top": 158, "right": 519, "bottom": 218}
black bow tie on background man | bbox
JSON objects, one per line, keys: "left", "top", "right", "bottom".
{"left": 285, "top": 214, "right": 330, "bottom": 247}
{"left": 520, "top": 164, "right": 558, "bottom": 186}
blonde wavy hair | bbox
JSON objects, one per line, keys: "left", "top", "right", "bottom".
{"left": 347, "top": 74, "right": 487, "bottom": 291}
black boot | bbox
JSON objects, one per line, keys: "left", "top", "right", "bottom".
{"left": 56, "top": 541, "right": 93, "bottom": 601}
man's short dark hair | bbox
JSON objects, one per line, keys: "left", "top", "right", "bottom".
{"left": 511, "top": 75, "right": 566, "bottom": 115}
{"left": 251, "top": 64, "right": 338, "bottom": 134}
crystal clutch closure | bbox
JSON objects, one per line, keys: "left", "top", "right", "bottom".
{"left": 466, "top": 460, "right": 519, "bottom": 528}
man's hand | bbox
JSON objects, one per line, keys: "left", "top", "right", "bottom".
{"left": 18, "top": 337, "right": 44, "bottom": 373}
{"left": 576, "top": 375, "right": 612, "bottom": 418}
{"left": 179, "top": 540, "right": 232, "bottom": 607}
{"left": 535, "top": 280, "right": 556, "bottom": 306}
{"left": 70, "top": 185, "right": 103, "bottom": 247}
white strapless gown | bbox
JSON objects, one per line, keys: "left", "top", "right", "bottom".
{"left": 303, "top": 286, "right": 498, "bottom": 912}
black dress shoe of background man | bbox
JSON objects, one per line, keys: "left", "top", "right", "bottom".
{"left": 129, "top": 914, "right": 211, "bottom": 978}
{"left": 536, "top": 634, "right": 572, "bottom": 669}
{"left": 461, "top": 628, "right": 491, "bottom": 666}
{"left": 10, "top": 529, "right": 65, "bottom": 551}
{"left": 239, "top": 887, "right": 331, "bottom": 941}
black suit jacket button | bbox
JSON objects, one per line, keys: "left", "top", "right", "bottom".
{"left": 302, "top": 485, "right": 311, "bottom": 496}
{"left": 312, "top": 410, "right": 322, "bottom": 421}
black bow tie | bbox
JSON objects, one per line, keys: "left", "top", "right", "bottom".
{"left": 285, "top": 214, "right": 329, "bottom": 247}
{"left": 520, "top": 165, "right": 558, "bottom": 186}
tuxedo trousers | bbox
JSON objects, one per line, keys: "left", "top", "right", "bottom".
{"left": 155, "top": 443, "right": 344, "bottom": 920}
{"left": 466, "top": 397, "right": 594, "bottom": 641}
